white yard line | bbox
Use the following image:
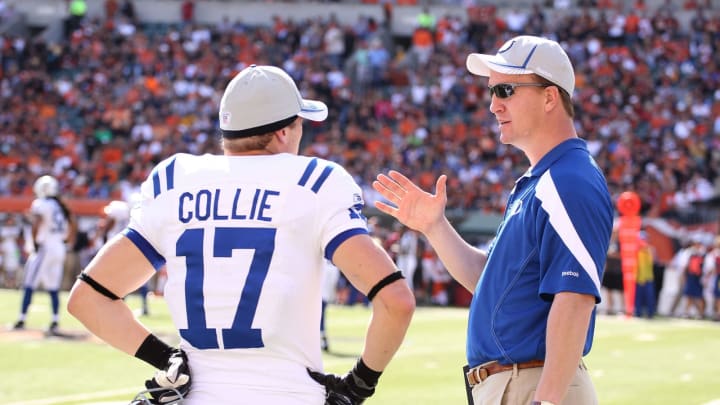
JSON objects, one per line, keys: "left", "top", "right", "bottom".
{"left": 6, "top": 387, "right": 137, "bottom": 405}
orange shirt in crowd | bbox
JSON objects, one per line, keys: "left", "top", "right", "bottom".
{"left": 412, "top": 28, "right": 433, "bottom": 48}
{"left": 398, "top": 115, "right": 417, "bottom": 137}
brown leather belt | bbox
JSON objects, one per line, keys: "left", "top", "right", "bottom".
{"left": 466, "top": 360, "right": 545, "bottom": 386}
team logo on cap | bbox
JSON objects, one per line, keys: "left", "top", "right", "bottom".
{"left": 221, "top": 111, "right": 231, "bottom": 125}
{"left": 498, "top": 40, "right": 515, "bottom": 54}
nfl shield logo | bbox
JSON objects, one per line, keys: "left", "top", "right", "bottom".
{"left": 221, "top": 111, "right": 231, "bottom": 125}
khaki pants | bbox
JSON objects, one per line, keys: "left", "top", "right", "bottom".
{"left": 471, "top": 362, "right": 598, "bottom": 405}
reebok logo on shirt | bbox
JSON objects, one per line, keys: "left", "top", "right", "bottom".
{"left": 562, "top": 271, "right": 579, "bottom": 278}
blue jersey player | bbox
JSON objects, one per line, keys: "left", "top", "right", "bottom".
{"left": 374, "top": 35, "right": 613, "bottom": 405}
{"left": 68, "top": 65, "right": 415, "bottom": 405}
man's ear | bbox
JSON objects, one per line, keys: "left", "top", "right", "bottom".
{"left": 544, "top": 86, "right": 561, "bottom": 113}
{"left": 274, "top": 127, "right": 289, "bottom": 144}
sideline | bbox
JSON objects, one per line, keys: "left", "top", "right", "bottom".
{"left": 6, "top": 387, "right": 137, "bottom": 405}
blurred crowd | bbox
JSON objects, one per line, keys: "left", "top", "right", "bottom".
{"left": 1, "top": 0, "right": 719, "bottom": 218}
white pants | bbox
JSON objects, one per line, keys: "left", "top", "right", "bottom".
{"left": 23, "top": 243, "right": 66, "bottom": 291}
{"left": 397, "top": 254, "right": 417, "bottom": 288}
{"left": 657, "top": 268, "right": 683, "bottom": 316}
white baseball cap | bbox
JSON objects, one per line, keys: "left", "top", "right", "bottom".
{"left": 219, "top": 65, "right": 328, "bottom": 138}
{"left": 466, "top": 35, "right": 575, "bottom": 97}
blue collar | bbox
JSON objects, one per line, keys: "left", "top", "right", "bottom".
{"left": 517, "top": 138, "right": 588, "bottom": 182}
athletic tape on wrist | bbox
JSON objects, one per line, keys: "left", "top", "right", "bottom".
{"left": 78, "top": 272, "right": 121, "bottom": 300}
{"left": 135, "top": 334, "right": 174, "bottom": 370}
{"left": 367, "top": 271, "right": 404, "bottom": 301}
{"left": 353, "top": 357, "right": 382, "bottom": 388}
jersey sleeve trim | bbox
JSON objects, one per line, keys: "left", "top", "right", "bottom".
{"left": 324, "top": 228, "right": 368, "bottom": 261}
{"left": 123, "top": 228, "right": 166, "bottom": 270}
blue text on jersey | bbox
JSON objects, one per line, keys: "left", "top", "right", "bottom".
{"left": 178, "top": 188, "right": 280, "bottom": 223}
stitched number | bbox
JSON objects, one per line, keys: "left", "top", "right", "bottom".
{"left": 176, "top": 227, "right": 276, "bottom": 349}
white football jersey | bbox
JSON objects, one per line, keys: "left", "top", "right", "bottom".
{"left": 30, "top": 197, "right": 70, "bottom": 247}
{"left": 127, "top": 153, "right": 368, "bottom": 402}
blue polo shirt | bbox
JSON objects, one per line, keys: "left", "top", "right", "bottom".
{"left": 466, "top": 138, "right": 613, "bottom": 367}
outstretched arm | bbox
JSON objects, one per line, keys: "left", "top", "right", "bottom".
{"left": 373, "top": 170, "right": 486, "bottom": 292}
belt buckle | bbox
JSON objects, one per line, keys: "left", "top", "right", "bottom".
{"left": 476, "top": 367, "right": 489, "bottom": 382}
{"left": 467, "top": 362, "right": 493, "bottom": 386}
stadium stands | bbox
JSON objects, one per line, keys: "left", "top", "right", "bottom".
{"left": 0, "top": 0, "right": 718, "bottom": 229}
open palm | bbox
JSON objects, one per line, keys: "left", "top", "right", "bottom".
{"left": 372, "top": 171, "right": 447, "bottom": 235}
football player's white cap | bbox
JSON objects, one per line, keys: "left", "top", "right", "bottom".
{"left": 219, "top": 64, "right": 328, "bottom": 139}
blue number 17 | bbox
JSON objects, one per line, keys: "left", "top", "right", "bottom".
{"left": 176, "top": 227, "right": 276, "bottom": 349}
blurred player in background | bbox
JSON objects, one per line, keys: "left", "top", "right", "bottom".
{"left": 100, "top": 196, "right": 150, "bottom": 316}
{"left": 396, "top": 226, "right": 419, "bottom": 293}
{"left": 0, "top": 215, "right": 23, "bottom": 289}
{"left": 320, "top": 259, "right": 340, "bottom": 352}
{"left": 13, "top": 175, "right": 76, "bottom": 334}
{"left": 68, "top": 64, "right": 414, "bottom": 404}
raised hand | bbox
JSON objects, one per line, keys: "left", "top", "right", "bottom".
{"left": 373, "top": 170, "right": 448, "bottom": 235}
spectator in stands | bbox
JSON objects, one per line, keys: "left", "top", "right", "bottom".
{"left": 120, "top": 0, "right": 136, "bottom": 24}
{"left": 505, "top": 8, "right": 528, "bottom": 34}
{"left": 181, "top": 0, "right": 195, "bottom": 26}
{"left": 104, "top": 0, "right": 118, "bottom": 21}
{"left": 65, "top": 0, "right": 87, "bottom": 38}
{"left": 416, "top": 7, "right": 436, "bottom": 32}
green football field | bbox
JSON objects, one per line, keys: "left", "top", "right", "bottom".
{"left": 1, "top": 288, "right": 720, "bottom": 405}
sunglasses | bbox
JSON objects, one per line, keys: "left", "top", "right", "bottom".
{"left": 488, "top": 83, "right": 550, "bottom": 99}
